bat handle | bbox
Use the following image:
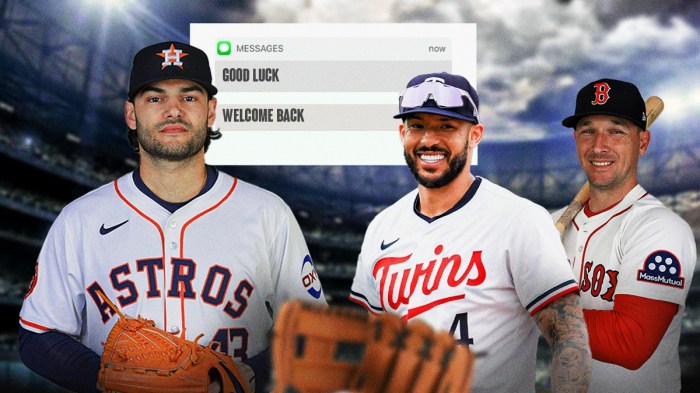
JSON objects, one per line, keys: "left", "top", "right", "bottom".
{"left": 555, "top": 182, "right": 590, "bottom": 235}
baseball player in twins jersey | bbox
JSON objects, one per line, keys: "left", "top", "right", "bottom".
{"left": 556, "top": 78, "right": 696, "bottom": 393}
{"left": 18, "top": 41, "right": 325, "bottom": 393}
{"left": 350, "top": 72, "right": 591, "bottom": 393}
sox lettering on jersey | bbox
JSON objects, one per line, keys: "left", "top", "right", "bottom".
{"left": 579, "top": 261, "right": 618, "bottom": 302}
{"left": 579, "top": 251, "right": 686, "bottom": 303}
{"left": 372, "top": 244, "right": 486, "bottom": 321}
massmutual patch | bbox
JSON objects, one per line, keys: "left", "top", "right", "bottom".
{"left": 637, "top": 250, "right": 685, "bottom": 288}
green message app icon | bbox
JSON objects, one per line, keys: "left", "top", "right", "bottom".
{"left": 217, "top": 40, "right": 232, "bottom": 55}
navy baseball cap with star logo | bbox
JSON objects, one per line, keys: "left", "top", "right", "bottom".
{"left": 128, "top": 41, "right": 217, "bottom": 101}
{"left": 562, "top": 78, "right": 647, "bottom": 130}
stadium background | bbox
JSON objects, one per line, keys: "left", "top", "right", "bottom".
{"left": 0, "top": 0, "right": 698, "bottom": 391}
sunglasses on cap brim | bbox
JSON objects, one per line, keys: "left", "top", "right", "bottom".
{"left": 399, "top": 80, "right": 479, "bottom": 120}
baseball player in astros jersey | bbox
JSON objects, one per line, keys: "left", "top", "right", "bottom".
{"left": 18, "top": 41, "right": 326, "bottom": 393}
{"left": 350, "top": 72, "right": 592, "bottom": 393}
{"left": 554, "top": 78, "right": 696, "bottom": 393}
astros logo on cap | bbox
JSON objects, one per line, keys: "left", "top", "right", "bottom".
{"left": 157, "top": 43, "right": 189, "bottom": 70}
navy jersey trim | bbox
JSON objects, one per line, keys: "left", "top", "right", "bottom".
{"left": 132, "top": 164, "right": 219, "bottom": 213}
{"left": 525, "top": 279, "right": 577, "bottom": 310}
{"left": 349, "top": 290, "right": 383, "bottom": 312}
{"left": 413, "top": 177, "right": 482, "bottom": 223}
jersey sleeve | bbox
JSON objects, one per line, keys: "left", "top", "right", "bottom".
{"left": 348, "top": 220, "right": 383, "bottom": 314}
{"left": 19, "top": 207, "right": 86, "bottom": 336}
{"left": 508, "top": 205, "right": 579, "bottom": 315}
{"left": 615, "top": 206, "right": 696, "bottom": 305}
{"left": 584, "top": 294, "right": 678, "bottom": 369}
{"left": 270, "top": 201, "right": 327, "bottom": 310}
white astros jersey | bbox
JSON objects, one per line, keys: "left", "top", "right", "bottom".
{"left": 350, "top": 177, "right": 579, "bottom": 393}
{"left": 552, "top": 185, "right": 696, "bottom": 393}
{"left": 19, "top": 169, "right": 326, "bottom": 361}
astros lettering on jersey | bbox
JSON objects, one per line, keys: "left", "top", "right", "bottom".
{"left": 19, "top": 167, "right": 326, "bottom": 361}
{"left": 553, "top": 185, "right": 696, "bottom": 393}
{"left": 351, "top": 177, "right": 579, "bottom": 393}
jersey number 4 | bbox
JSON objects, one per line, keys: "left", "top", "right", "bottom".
{"left": 449, "top": 312, "right": 474, "bottom": 346}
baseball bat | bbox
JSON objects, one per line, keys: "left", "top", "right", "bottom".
{"left": 554, "top": 96, "right": 664, "bottom": 235}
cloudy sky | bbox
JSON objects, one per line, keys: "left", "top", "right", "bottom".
{"left": 248, "top": 0, "right": 700, "bottom": 141}
{"left": 50, "top": 0, "right": 700, "bottom": 144}
{"left": 15, "top": 0, "right": 698, "bottom": 202}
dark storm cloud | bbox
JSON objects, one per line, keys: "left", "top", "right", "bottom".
{"left": 244, "top": 0, "right": 700, "bottom": 140}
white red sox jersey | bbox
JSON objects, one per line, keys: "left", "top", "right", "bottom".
{"left": 553, "top": 185, "right": 696, "bottom": 393}
{"left": 19, "top": 168, "right": 326, "bottom": 362}
{"left": 350, "top": 177, "right": 579, "bottom": 393}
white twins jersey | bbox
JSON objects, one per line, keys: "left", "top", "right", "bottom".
{"left": 19, "top": 169, "right": 326, "bottom": 361}
{"left": 553, "top": 185, "right": 696, "bottom": 393}
{"left": 350, "top": 177, "right": 578, "bottom": 393}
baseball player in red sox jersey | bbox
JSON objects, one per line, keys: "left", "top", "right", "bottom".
{"left": 350, "top": 72, "right": 592, "bottom": 393}
{"left": 555, "top": 78, "right": 696, "bottom": 393}
{"left": 17, "top": 41, "right": 326, "bottom": 393}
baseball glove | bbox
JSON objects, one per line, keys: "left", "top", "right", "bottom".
{"left": 96, "top": 292, "right": 252, "bottom": 393}
{"left": 271, "top": 300, "right": 474, "bottom": 393}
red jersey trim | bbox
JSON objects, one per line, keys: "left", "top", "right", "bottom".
{"left": 578, "top": 205, "right": 633, "bottom": 284}
{"left": 528, "top": 284, "right": 579, "bottom": 316}
{"left": 583, "top": 191, "right": 648, "bottom": 217}
{"left": 348, "top": 295, "right": 382, "bottom": 316}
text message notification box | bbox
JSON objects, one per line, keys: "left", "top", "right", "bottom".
{"left": 190, "top": 24, "right": 476, "bottom": 165}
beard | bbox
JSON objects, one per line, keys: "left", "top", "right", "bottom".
{"left": 404, "top": 142, "right": 469, "bottom": 189}
{"left": 135, "top": 119, "right": 207, "bottom": 162}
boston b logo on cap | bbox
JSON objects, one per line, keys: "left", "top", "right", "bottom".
{"left": 128, "top": 41, "right": 217, "bottom": 100}
{"left": 590, "top": 81, "right": 612, "bottom": 105}
{"left": 562, "top": 78, "right": 646, "bottom": 130}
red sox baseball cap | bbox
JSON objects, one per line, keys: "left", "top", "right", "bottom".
{"left": 128, "top": 41, "right": 217, "bottom": 101}
{"left": 562, "top": 78, "right": 647, "bottom": 130}
{"left": 394, "top": 72, "right": 480, "bottom": 124}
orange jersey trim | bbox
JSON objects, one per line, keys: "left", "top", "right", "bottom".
{"left": 19, "top": 316, "right": 51, "bottom": 332}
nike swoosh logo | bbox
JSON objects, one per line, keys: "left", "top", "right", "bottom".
{"left": 99, "top": 220, "right": 129, "bottom": 235}
{"left": 380, "top": 238, "right": 399, "bottom": 250}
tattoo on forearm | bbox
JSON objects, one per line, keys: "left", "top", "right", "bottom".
{"left": 536, "top": 294, "right": 591, "bottom": 393}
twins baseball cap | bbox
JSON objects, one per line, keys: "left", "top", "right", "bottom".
{"left": 562, "top": 78, "right": 646, "bottom": 130}
{"left": 394, "top": 72, "right": 480, "bottom": 123}
{"left": 128, "top": 41, "right": 217, "bottom": 100}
